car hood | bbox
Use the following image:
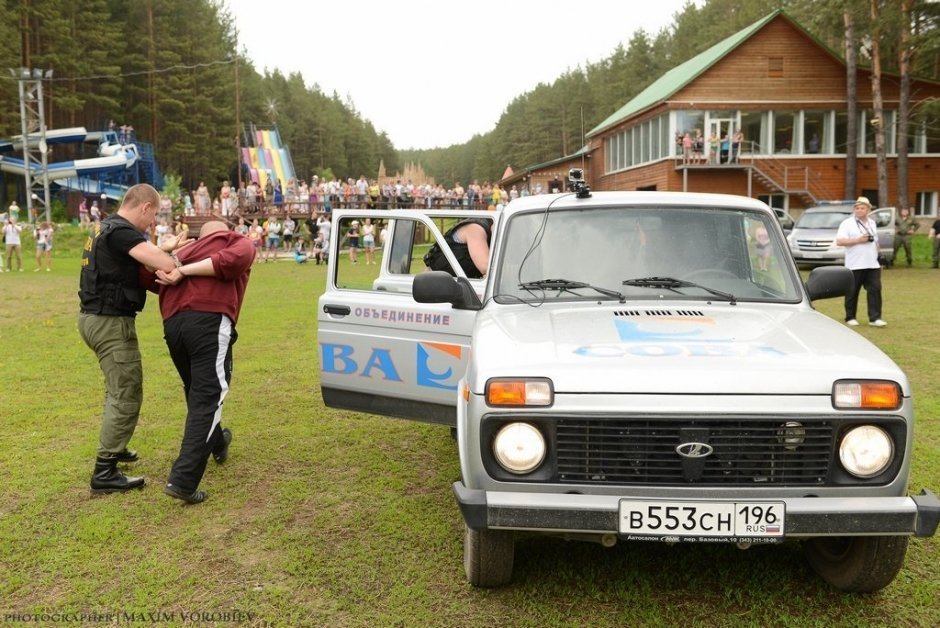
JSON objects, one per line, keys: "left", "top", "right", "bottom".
{"left": 472, "top": 303, "right": 906, "bottom": 395}
{"left": 790, "top": 227, "right": 840, "bottom": 242}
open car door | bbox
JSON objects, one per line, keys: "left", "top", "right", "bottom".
{"left": 317, "top": 209, "right": 497, "bottom": 426}
{"left": 872, "top": 206, "right": 896, "bottom": 264}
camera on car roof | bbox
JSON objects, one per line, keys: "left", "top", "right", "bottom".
{"left": 567, "top": 168, "right": 591, "bottom": 198}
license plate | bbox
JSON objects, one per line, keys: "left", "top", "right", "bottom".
{"left": 619, "top": 499, "right": 785, "bottom": 543}
{"left": 802, "top": 252, "right": 824, "bottom": 259}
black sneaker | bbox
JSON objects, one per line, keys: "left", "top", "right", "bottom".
{"left": 213, "top": 428, "right": 232, "bottom": 464}
{"left": 164, "top": 483, "right": 208, "bottom": 504}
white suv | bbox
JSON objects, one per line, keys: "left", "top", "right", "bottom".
{"left": 788, "top": 202, "right": 896, "bottom": 267}
{"left": 318, "top": 190, "right": 938, "bottom": 592}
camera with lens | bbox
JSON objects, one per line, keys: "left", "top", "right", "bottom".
{"left": 567, "top": 168, "right": 591, "bottom": 198}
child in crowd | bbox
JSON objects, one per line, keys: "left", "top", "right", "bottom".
{"left": 312, "top": 231, "right": 327, "bottom": 265}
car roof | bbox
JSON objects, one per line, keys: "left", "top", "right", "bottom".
{"left": 503, "top": 190, "right": 773, "bottom": 218}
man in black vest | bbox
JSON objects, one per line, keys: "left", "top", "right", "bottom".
{"left": 78, "top": 184, "right": 188, "bottom": 494}
{"left": 425, "top": 219, "right": 492, "bottom": 279}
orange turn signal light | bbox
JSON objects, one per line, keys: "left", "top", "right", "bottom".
{"left": 486, "top": 379, "right": 553, "bottom": 407}
{"left": 833, "top": 381, "right": 902, "bottom": 410}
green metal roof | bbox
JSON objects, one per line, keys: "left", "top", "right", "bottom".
{"left": 526, "top": 144, "right": 590, "bottom": 172}
{"left": 587, "top": 10, "right": 781, "bottom": 138}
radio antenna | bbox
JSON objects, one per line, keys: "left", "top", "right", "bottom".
{"left": 580, "top": 106, "right": 586, "bottom": 174}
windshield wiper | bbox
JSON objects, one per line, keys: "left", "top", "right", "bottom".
{"left": 622, "top": 276, "right": 737, "bottom": 305}
{"left": 520, "top": 278, "right": 625, "bottom": 301}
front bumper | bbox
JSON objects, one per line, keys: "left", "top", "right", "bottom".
{"left": 453, "top": 482, "right": 940, "bottom": 538}
{"left": 790, "top": 251, "right": 844, "bottom": 266}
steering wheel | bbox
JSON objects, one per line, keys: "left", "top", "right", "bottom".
{"left": 682, "top": 268, "right": 740, "bottom": 282}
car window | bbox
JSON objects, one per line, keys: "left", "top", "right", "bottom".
{"left": 333, "top": 215, "right": 493, "bottom": 294}
{"left": 873, "top": 209, "right": 893, "bottom": 228}
{"left": 494, "top": 205, "right": 801, "bottom": 303}
{"left": 334, "top": 216, "right": 389, "bottom": 291}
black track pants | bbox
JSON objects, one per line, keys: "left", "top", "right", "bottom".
{"left": 164, "top": 311, "right": 237, "bottom": 492}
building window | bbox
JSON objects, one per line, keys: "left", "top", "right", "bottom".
{"left": 803, "top": 110, "right": 829, "bottom": 154}
{"left": 651, "top": 117, "right": 660, "bottom": 160}
{"left": 835, "top": 110, "right": 849, "bottom": 154}
{"left": 740, "top": 111, "right": 766, "bottom": 153}
{"left": 661, "top": 115, "right": 670, "bottom": 160}
{"left": 773, "top": 111, "right": 796, "bottom": 153}
{"left": 758, "top": 194, "right": 786, "bottom": 210}
{"left": 768, "top": 57, "right": 784, "bottom": 78}
{"left": 858, "top": 109, "right": 881, "bottom": 155}
{"left": 624, "top": 129, "right": 632, "bottom": 167}
{"left": 676, "top": 111, "right": 704, "bottom": 139}
{"left": 883, "top": 110, "right": 896, "bottom": 153}
{"left": 925, "top": 116, "right": 940, "bottom": 153}
{"left": 641, "top": 122, "right": 650, "bottom": 163}
{"left": 915, "top": 191, "right": 937, "bottom": 217}
{"left": 859, "top": 110, "right": 896, "bottom": 153}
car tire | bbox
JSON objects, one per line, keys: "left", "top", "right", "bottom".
{"left": 463, "top": 524, "right": 514, "bottom": 587}
{"left": 802, "top": 535, "right": 909, "bottom": 592}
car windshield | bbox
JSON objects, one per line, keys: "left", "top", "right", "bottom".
{"left": 493, "top": 205, "right": 802, "bottom": 303}
{"left": 794, "top": 210, "right": 850, "bottom": 229}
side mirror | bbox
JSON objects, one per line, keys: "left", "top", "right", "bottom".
{"left": 806, "top": 266, "right": 853, "bottom": 301}
{"left": 414, "top": 271, "right": 482, "bottom": 310}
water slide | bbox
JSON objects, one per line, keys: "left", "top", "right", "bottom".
{"left": 0, "top": 126, "right": 138, "bottom": 198}
{"left": 241, "top": 126, "right": 296, "bottom": 191}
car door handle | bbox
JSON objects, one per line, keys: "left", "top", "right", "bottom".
{"left": 323, "top": 304, "right": 351, "bottom": 316}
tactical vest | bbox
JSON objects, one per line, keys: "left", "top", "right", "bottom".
{"left": 78, "top": 217, "right": 147, "bottom": 316}
{"left": 424, "top": 219, "right": 492, "bottom": 279}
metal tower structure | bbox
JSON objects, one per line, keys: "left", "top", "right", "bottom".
{"left": 11, "top": 67, "right": 52, "bottom": 223}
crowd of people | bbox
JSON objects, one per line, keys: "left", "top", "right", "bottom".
{"left": 167, "top": 176, "right": 533, "bottom": 218}
{"left": 2, "top": 201, "right": 55, "bottom": 272}
{"left": 677, "top": 128, "right": 745, "bottom": 165}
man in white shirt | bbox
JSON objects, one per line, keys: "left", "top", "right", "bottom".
{"left": 835, "top": 197, "right": 886, "bottom": 327}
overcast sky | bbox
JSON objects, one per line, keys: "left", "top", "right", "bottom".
{"left": 223, "top": 0, "right": 694, "bottom": 150}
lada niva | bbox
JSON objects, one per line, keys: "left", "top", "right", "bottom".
{"left": 317, "top": 184, "right": 938, "bottom": 592}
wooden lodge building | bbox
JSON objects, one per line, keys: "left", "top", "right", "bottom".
{"left": 501, "top": 10, "right": 940, "bottom": 223}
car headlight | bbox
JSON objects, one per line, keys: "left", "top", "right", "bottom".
{"left": 839, "top": 425, "right": 894, "bottom": 478}
{"left": 493, "top": 422, "right": 546, "bottom": 474}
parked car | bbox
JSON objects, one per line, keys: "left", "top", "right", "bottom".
{"left": 788, "top": 201, "right": 896, "bottom": 267}
{"left": 318, "top": 188, "right": 938, "bottom": 593}
{"left": 774, "top": 207, "right": 795, "bottom": 235}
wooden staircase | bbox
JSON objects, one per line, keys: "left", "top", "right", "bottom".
{"left": 748, "top": 156, "right": 835, "bottom": 206}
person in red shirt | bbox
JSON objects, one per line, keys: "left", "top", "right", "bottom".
{"left": 147, "top": 220, "right": 255, "bottom": 504}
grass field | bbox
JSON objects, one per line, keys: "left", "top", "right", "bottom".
{"left": 0, "top": 229, "right": 937, "bottom": 626}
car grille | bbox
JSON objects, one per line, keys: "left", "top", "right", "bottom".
{"left": 795, "top": 239, "right": 833, "bottom": 251}
{"left": 555, "top": 417, "right": 833, "bottom": 486}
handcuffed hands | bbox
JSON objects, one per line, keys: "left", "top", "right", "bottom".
{"left": 155, "top": 268, "right": 185, "bottom": 285}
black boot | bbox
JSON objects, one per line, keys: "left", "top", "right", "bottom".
{"left": 116, "top": 448, "right": 139, "bottom": 463}
{"left": 90, "top": 456, "right": 145, "bottom": 494}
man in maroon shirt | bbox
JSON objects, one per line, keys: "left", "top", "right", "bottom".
{"left": 150, "top": 220, "right": 255, "bottom": 504}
